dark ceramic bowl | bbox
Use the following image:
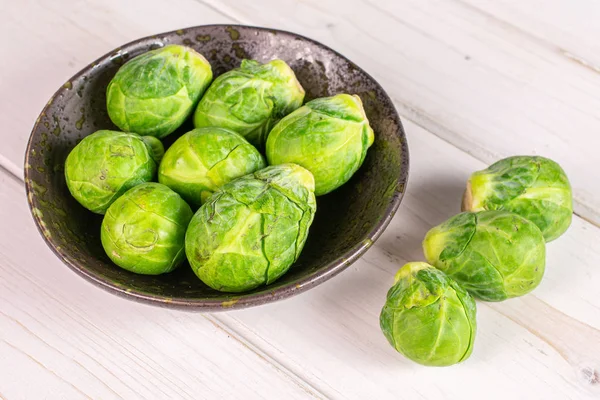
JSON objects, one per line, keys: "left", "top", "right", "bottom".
{"left": 24, "top": 25, "right": 409, "bottom": 311}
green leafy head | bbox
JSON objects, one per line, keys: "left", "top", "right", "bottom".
{"left": 185, "top": 164, "right": 316, "bottom": 292}
{"left": 463, "top": 156, "right": 572, "bottom": 241}
{"left": 107, "top": 44, "right": 213, "bottom": 138}
{"left": 158, "top": 127, "right": 266, "bottom": 207}
{"left": 380, "top": 262, "right": 477, "bottom": 366}
{"left": 65, "top": 130, "right": 164, "bottom": 214}
{"left": 423, "top": 211, "right": 546, "bottom": 301}
{"left": 193, "top": 59, "right": 305, "bottom": 148}
{"left": 101, "top": 183, "right": 193, "bottom": 275}
{"left": 266, "top": 93, "right": 374, "bottom": 196}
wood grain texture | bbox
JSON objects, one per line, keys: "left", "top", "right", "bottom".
{"left": 218, "top": 120, "right": 600, "bottom": 400}
{"left": 1, "top": 120, "right": 599, "bottom": 398}
{"left": 461, "top": 0, "right": 600, "bottom": 67}
{"left": 2, "top": 0, "right": 599, "bottom": 221}
{"left": 205, "top": 0, "right": 600, "bottom": 227}
{"left": 3, "top": 0, "right": 600, "bottom": 228}
{"left": 0, "top": 0, "right": 232, "bottom": 179}
{"left": 1, "top": 0, "right": 600, "bottom": 398}
{"left": 0, "top": 171, "right": 322, "bottom": 399}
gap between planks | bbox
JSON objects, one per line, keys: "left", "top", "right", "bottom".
{"left": 4, "top": 1, "right": 600, "bottom": 395}
{"left": 391, "top": 98, "right": 594, "bottom": 226}
{"left": 2, "top": 168, "right": 327, "bottom": 399}
{"left": 451, "top": 0, "right": 600, "bottom": 73}
{"left": 2, "top": 339, "right": 93, "bottom": 399}
{"left": 4, "top": 0, "right": 597, "bottom": 228}
{"left": 193, "top": 0, "right": 243, "bottom": 23}
{"left": 205, "top": 314, "right": 329, "bottom": 399}
{"left": 0, "top": 155, "right": 22, "bottom": 183}
{"left": 9, "top": 114, "right": 600, "bottom": 397}
{"left": 0, "top": 2, "right": 323, "bottom": 392}
{"left": 0, "top": 307, "right": 127, "bottom": 399}
{"left": 198, "top": 0, "right": 600, "bottom": 230}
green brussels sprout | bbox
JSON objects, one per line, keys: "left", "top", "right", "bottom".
{"left": 185, "top": 164, "right": 316, "bottom": 292}
{"left": 65, "top": 130, "right": 163, "bottom": 214}
{"left": 158, "top": 127, "right": 266, "bottom": 207}
{"left": 462, "top": 156, "right": 572, "bottom": 242}
{"left": 265, "top": 94, "right": 374, "bottom": 196}
{"left": 101, "top": 183, "right": 193, "bottom": 275}
{"left": 380, "top": 262, "right": 477, "bottom": 367}
{"left": 193, "top": 59, "right": 305, "bottom": 148}
{"left": 423, "top": 211, "right": 546, "bottom": 302}
{"left": 107, "top": 44, "right": 213, "bottom": 138}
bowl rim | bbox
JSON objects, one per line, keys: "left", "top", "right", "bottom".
{"left": 24, "top": 24, "right": 410, "bottom": 311}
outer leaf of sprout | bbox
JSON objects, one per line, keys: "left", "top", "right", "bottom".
{"left": 185, "top": 164, "right": 316, "bottom": 292}
{"left": 64, "top": 130, "right": 163, "bottom": 214}
{"left": 423, "top": 210, "right": 546, "bottom": 301}
{"left": 107, "top": 44, "right": 213, "bottom": 138}
{"left": 158, "top": 127, "right": 265, "bottom": 207}
{"left": 463, "top": 155, "right": 572, "bottom": 242}
{"left": 101, "top": 183, "right": 193, "bottom": 275}
{"left": 380, "top": 262, "right": 477, "bottom": 367}
{"left": 193, "top": 59, "right": 304, "bottom": 149}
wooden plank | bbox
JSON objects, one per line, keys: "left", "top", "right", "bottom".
{"left": 215, "top": 120, "right": 600, "bottom": 399}
{"left": 2, "top": 1, "right": 600, "bottom": 398}
{"left": 205, "top": 0, "right": 600, "bottom": 227}
{"left": 0, "top": 170, "right": 321, "bottom": 399}
{"left": 3, "top": 119, "right": 599, "bottom": 398}
{"left": 0, "top": 0, "right": 234, "bottom": 178}
{"left": 460, "top": 0, "right": 600, "bottom": 68}
{"left": 4, "top": 0, "right": 600, "bottom": 226}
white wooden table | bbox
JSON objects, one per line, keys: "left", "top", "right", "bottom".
{"left": 1, "top": 1, "right": 599, "bottom": 399}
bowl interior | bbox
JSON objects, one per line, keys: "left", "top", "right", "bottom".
{"left": 24, "top": 25, "right": 408, "bottom": 310}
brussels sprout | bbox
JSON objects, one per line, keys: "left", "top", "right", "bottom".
{"left": 266, "top": 94, "right": 374, "bottom": 196}
{"left": 65, "top": 130, "right": 163, "bottom": 214}
{"left": 107, "top": 44, "right": 213, "bottom": 138}
{"left": 158, "top": 127, "right": 266, "bottom": 207}
{"left": 423, "top": 211, "right": 545, "bottom": 302}
{"left": 101, "top": 183, "right": 193, "bottom": 275}
{"left": 462, "top": 156, "right": 572, "bottom": 242}
{"left": 380, "top": 262, "right": 476, "bottom": 367}
{"left": 193, "top": 59, "right": 305, "bottom": 148}
{"left": 185, "top": 164, "right": 316, "bottom": 292}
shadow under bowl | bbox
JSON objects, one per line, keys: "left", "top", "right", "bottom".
{"left": 24, "top": 25, "right": 409, "bottom": 311}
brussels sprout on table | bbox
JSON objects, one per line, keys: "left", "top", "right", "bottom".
{"left": 193, "top": 59, "right": 305, "bottom": 148}
{"left": 266, "top": 94, "right": 374, "bottom": 196}
{"left": 380, "top": 262, "right": 477, "bottom": 367}
{"left": 101, "top": 183, "right": 193, "bottom": 275}
{"left": 64, "top": 130, "right": 163, "bottom": 214}
{"left": 107, "top": 44, "right": 213, "bottom": 138}
{"left": 423, "top": 210, "right": 546, "bottom": 302}
{"left": 462, "top": 155, "right": 572, "bottom": 242}
{"left": 158, "top": 127, "right": 266, "bottom": 207}
{"left": 185, "top": 164, "right": 316, "bottom": 292}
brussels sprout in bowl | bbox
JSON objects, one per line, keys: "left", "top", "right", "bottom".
{"left": 64, "top": 130, "right": 164, "bottom": 214}
{"left": 186, "top": 164, "right": 317, "bottom": 292}
{"left": 266, "top": 93, "right": 375, "bottom": 196}
{"left": 158, "top": 127, "right": 266, "bottom": 207}
{"left": 106, "top": 44, "right": 213, "bottom": 139}
{"left": 193, "top": 59, "right": 305, "bottom": 149}
{"left": 24, "top": 25, "right": 409, "bottom": 311}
